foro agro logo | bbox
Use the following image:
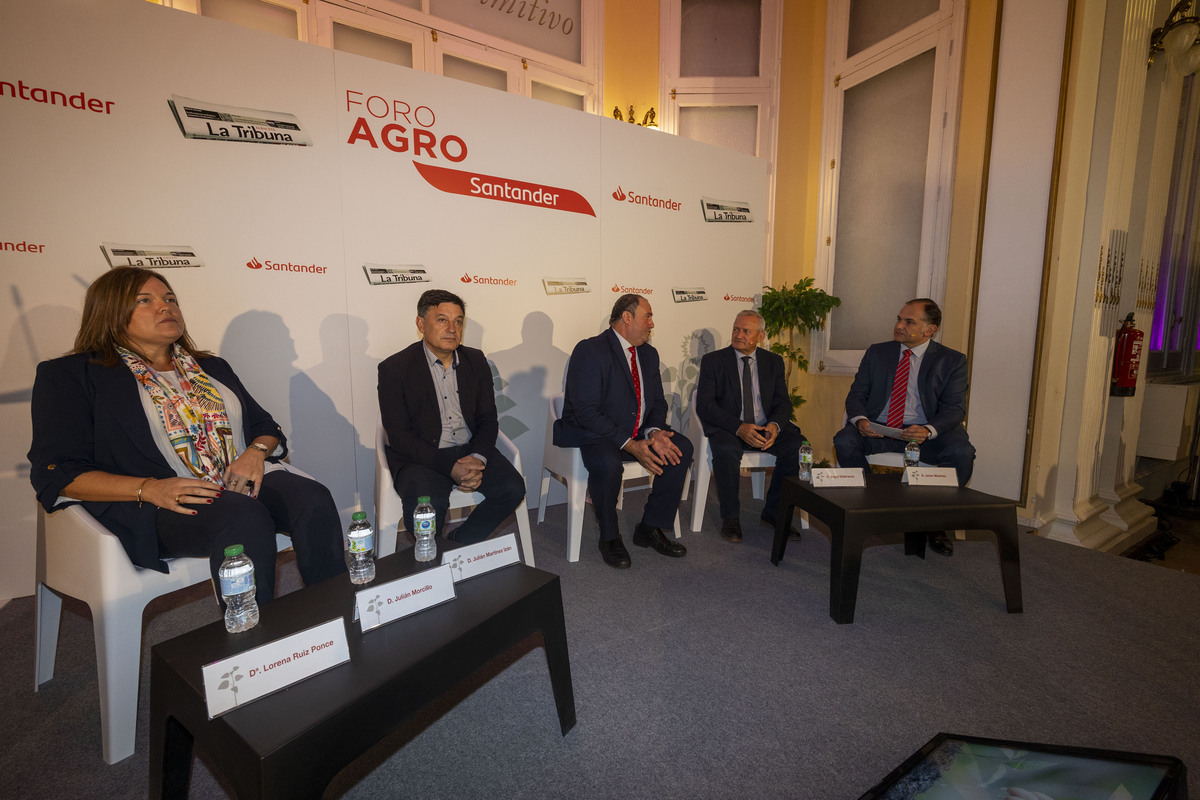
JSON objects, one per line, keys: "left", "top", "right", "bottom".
{"left": 612, "top": 186, "right": 627, "bottom": 201}
{"left": 245, "top": 256, "right": 328, "bottom": 275}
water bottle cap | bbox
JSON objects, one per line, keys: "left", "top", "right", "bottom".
{"left": 224, "top": 544, "right": 244, "bottom": 557}
{"left": 418, "top": 495, "right": 431, "bottom": 503}
{"left": 352, "top": 511, "right": 367, "bottom": 520}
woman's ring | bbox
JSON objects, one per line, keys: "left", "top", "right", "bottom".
{"left": 175, "top": 495, "right": 182, "bottom": 503}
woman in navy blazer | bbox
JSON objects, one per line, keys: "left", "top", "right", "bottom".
{"left": 29, "top": 267, "right": 344, "bottom": 605}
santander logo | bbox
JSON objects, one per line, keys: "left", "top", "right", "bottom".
{"left": 245, "top": 256, "right": 328, "bottom": 275}
{"left": 612, "top": 283, "right": 653, "bottom": 295}
{"left": 462, "top": 272, "right": 517, "bottom": 287}
{"left": 725, "top": 293, "right": 755, "bottom": 302}
{"left": 610, "top": 184, "right": 682, "bottom": 211}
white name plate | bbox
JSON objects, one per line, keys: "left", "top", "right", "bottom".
{"left": 202, "top": 617, "right": 349, "bottom": 719}
{"left": 356, "top": 564, "right": 456, "bottom": 633}
{"left": 905, "top": 467, "right": 958, "bottom": 486}
{"left": 441, "top": 533, "right": 521, "bottom": 583}
{"left": 812, "top": 468, "right": 866, "bottom": 488}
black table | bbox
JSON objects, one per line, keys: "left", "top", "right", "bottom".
{"left": 149, "top": 550, "right": 575, "bottom": 799}
{"left": 770, "top": 474, "right": 1022, "bottom": 624}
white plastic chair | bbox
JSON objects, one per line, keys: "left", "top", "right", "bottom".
{"left": 35, "top": 464, "right": 306, "bottom": 764}
{"left": 374, "top": 424, "right": 535, "bottom": 567}
{"left": 36, "top": 504, "right": 218, "bottom": 764}
{"left": 684, "top": 389, "right": 809, "bottom": 533}
{"left": 537, "top": 393, "right": 682, "bottom": 562}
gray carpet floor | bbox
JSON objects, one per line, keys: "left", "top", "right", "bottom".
{"left": 3, "top": 482, "right": 1199, "bottom": 799}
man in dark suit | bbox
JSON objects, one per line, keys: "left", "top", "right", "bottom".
{"left": 378, "top": 289, "right": 524, "bottom": 544}
{"left": 555, "top": 293, "right": 692, "bottom": 568}
{"left": 833, "top": 298, "right": 975, "bottom": 555}
{"left": 696, "top": 310, "right": 804, "bottom": 543}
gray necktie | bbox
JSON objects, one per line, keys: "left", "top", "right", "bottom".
{"left": 742, "top": 356, "right": 754, "bottom": 425}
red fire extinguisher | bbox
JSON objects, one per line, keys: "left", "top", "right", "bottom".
{"left": 1110, "top": 312, "right": 1143, "bottom": 397}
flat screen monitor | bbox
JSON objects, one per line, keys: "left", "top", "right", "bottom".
{"left": 858, "top": 733, "right": 1187, "bottom": 800}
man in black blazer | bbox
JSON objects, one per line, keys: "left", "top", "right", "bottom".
{"left": 833, "top": 298, "right": 975, "bottom": 555}
{"left": 378, "top": 289, "right": 524, "bottom": 544}
{"left": 555, "top": 294, "right": 692, "bottom": 568}
{"left": 696, "top": 310, "right": 803, "bottom": 543}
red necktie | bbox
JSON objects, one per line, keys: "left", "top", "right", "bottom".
{"left": 886, "top": 350, "right": 911, "bottom": 429}
{"left": 629, "top": 345, "right": 641, "bottom": 438}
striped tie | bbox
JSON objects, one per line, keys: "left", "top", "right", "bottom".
{"left": 629, "top": 346, "right": 641, "bottom": 438}
{"left": 886, "top": 350, "right": 912, "bottom": 429}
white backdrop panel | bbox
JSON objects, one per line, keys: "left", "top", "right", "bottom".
{"left": 0, "top": 0, "right": 769, "bottom": 599}
{"left": 599, "top": 121, "right": 769, "bottom": 428}
{"left": 332, "top": 50, "right": 603, "bottom": 513}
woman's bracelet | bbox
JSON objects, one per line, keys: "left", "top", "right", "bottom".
{"left": 136, "top": 477, "right": 155, "bottom": 508}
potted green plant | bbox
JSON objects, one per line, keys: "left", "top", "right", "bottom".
{"left": 759, "top": 277, "right": 840, "bottom": 413}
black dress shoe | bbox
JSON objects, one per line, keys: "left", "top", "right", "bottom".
{"left": 760, "top": 511, "right": 803, "bottom": 541}
{"left": 633, "top": 523, "right": 687, "bottom": 557}
{"left": 720, "top": 518, "right": 743, "bottom": 543}
{"left": 928, "top": 530, "right": 954, "bottom": 557}
{"left": 598, "top": 536, "right": 631, "bottom": 569}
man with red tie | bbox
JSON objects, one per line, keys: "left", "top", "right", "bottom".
{"left": 555, "top": 294, "right": 692, "bottom": 569}
{"left": 832, "top": 298, "right": 975, "bottom": 556}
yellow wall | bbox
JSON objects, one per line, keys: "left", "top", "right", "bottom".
{"left": 946, "top": 0, "right": 1001, "bottom": 359}
{"left": 603, "top": 0, "right": 660, "bottom": 123}
{"left": 774, "top": 1, "right": 840, "bottom": 460}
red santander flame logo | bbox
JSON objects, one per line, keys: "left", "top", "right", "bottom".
{"left": 612, "top": 186, "right": 627, "bottom": 201}
{"left": 724, "top": 294, "right": 730, "bottom": 300}
{"left": 611, "top": 284, "right": 621, "bottom": 292}
{"left": 246, "top": 257, "right": 264, "bottom": 270}
{"left": 461, "top": 273, "right": 473, "bottom": 283}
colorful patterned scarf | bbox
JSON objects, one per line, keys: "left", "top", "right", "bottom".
{"left": 119, "top": 343, "right": 235, "bottom": 484}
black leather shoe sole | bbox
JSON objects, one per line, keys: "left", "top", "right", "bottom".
{"left": 928, "top": 532, "right": 954, "bottom": 557}
{"left": 632, "top": 525, "right": 687, "bottom": 557}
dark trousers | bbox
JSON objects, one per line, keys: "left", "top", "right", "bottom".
{"left": 155, "top": 469, "right": 346, "bottom": 606}
{"left": 833, "top": 422, "right": 975, "bottom": 486}
{"left": 393, "top": 443, "right": 525, "bottom": 545}
{"left": 708, "top": 423, "right": 803, "bottom": 520}
{"left": 578, "top": 433, "right": 693, "bottom": 541}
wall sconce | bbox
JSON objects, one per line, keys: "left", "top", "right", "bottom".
{"left": 1148, "top": 0, "right": 1200, "bottom": 75}
{"left": 612, "top": 105, "right": 658, "bottom": 128}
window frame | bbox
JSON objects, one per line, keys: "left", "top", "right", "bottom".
{"left": 163, "top": 0, "right": 601, "bottom": 108}
{"left": 658, "top": 0, "right": 783, "bottom": 280}
{"left": 810, "top": 0, "right": 965, "bottom": 375}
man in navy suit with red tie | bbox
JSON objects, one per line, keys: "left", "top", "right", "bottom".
{"left": 555, "top": 294, "right": 692, "bottom": 569}
{"left": 695, "top": 309, "right": 803, "bottom": 543}
{"left": 833, "top": 298, "right": 975, "bottom": 556}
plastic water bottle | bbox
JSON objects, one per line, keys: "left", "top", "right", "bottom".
{"left": 413, "top": 495, "right": 437, "bottom": 562}
{"left": 346, "top": 511, "right": 376, "bottom": 584}
{"left": 799, "top": 440, "right": 813, "bottom": 482}
{"left": 219, "top": 544, "right": 259, "bottom": 633}
{"left": 904, "top": 440, "right": 921, "bottom": 467}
